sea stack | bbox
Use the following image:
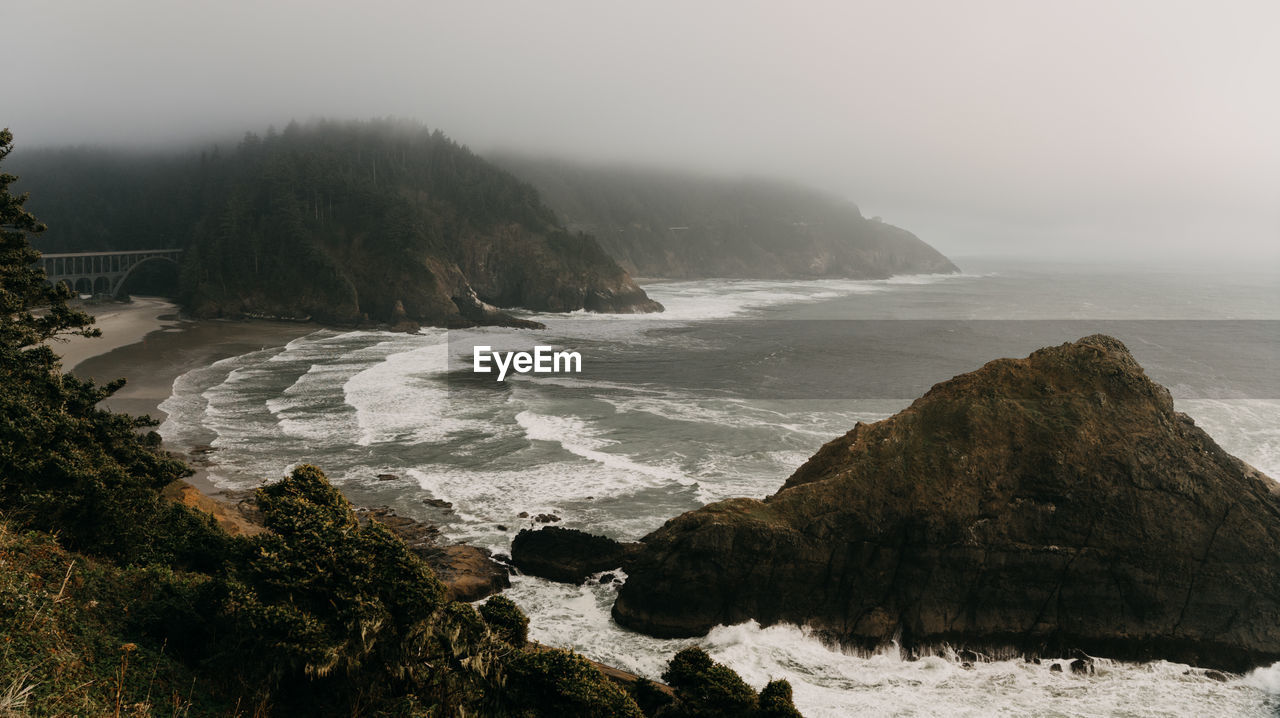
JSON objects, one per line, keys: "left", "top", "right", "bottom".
{"left": 601, "top": 335, "right": 1280, "bottom": 672}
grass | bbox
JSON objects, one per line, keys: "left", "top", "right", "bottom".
{"left": 0, "top": 521, "right": 237, "bottom": 717}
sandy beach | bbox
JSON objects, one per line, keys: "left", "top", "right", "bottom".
{"left": 53, "top": 297, "right": 321, "bottom": 499}
{"left": 64, "top": 297, "right": 319, "bottom": 422}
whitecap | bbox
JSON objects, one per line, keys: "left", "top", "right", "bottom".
{"left": 515, "top": 410, "right": 691, "bottom": 484}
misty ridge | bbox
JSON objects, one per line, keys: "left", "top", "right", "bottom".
{"left": 11, "top": 118, "right": 956, "bottom": 326}
{"left": 490, "top": 154, "right": 957, "bottom": 279}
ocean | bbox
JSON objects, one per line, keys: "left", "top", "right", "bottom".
{"left": 158, "top": 257, "right": 1280, "bottom": 717}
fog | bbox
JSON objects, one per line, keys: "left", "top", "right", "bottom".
{"left": 7, "top": 1, "right": 1278, "bottom": 263}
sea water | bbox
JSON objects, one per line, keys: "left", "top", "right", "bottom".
{"left": 159, "top": 258, "right": 1280, "bottom": 717}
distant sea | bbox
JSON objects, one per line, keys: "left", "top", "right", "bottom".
{"left": 159, "top": 258, "right": 1280, "bottom": 717}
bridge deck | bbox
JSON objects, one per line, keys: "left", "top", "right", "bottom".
{"left": 39, "top": 249, "right": 183, "bottom": 296}
{"left": 39, "top": 249, "right": 183, "bottom": 258}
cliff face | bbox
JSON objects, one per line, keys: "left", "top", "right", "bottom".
{"left": 492, "top": 155, "right": 958, "bottom": 279}
{"left": 178, "top": 123, "right": 664, "bottom": 325}
{"left": 456, "top": 224, "right": 662, "bottom": 314}
{"left": 609, "top": 335, "right": 1280, "bottom": 671}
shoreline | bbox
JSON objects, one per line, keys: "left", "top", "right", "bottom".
{"left": 68, "top": 297, "right": 320, "bottom": 423}
{"left": 65, "top": 298, "right": 524, "bottom": 605}
{"left": 65, "top": 297, "right": 321, "bottom": 497}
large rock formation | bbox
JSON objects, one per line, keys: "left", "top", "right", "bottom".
{"left": 599, "top": 335, "right": 1280, "bottom": 671}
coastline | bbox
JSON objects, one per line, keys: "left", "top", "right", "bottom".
{"left": 65, "top": 299, "right": 524, "bottom": 604}
{"left": 67, "top": 297, "right": 319, "bottom": 423}
{"left": 64, "top": 297, "right": 320, "bottom": 499}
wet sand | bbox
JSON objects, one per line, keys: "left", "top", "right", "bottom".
{"left": 63, "top": 298, "right": 320, "bottom": 496}
{"left": 56, "top": 296, "right": 182, "bottom": 373}
{"left": 68, "top": 297, "right": 319, "bottom": 422}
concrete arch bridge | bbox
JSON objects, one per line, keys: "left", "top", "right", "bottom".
{"left": 38, "top": 249, "right": 183, "bottom": 296}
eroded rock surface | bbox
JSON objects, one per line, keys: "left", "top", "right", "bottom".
{"left": 608, "top": 335, "right": 1280, "bottom": 671}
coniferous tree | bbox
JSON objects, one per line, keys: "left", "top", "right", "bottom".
{"left": 0, "top": 128, "right": 225, "bottom": 567}
{"left": 0, "top": 128, "right": 97, "bottom": 348}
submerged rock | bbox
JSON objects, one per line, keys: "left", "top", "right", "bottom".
{"left": 1203, "top": 669, "right": 1229, "bottom": 682}
{"left": 1070, "top": 658, "right": 1094, "bottom": 675}
{"left": 610, "top": 335, "right": 1280, "bottom": 672}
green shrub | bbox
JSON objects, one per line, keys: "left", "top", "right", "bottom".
{"left": 657, "top": 646, "right": 803, "bottom": 717}
{"left": 210, "top": 465, "right": 450, "bottom": 705}
{"left": 661, "top": 646, "right": 758, "bottom": 717}
{"left": 481, "top": 594, "right": 530, "bottom": 647}
{"left": 0, "top": 523, "right": 235, "bottom": 716}
{"left": 757, "top": 679, "right": 803, "bottom": 718}
{"left": 630, "top": 676, "right": 675, "bottom": 715}
{"left": 505, "top": 647, "right": 645, "bottom": 717}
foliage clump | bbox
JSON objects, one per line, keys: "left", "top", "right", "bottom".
{"left": 505, "top": 648, "right": 645, "bottom": 717}
{"left": 0, "top": 523, "right": 234, "bottom": 716}
{"left": 757, "top": 678, "right": 805, "bottom": 718}
{"left": 657, "top": 646, "right": 802, "bottom": 718}
{"left": 481, "top": 594, "right": 531, "bottom": 647}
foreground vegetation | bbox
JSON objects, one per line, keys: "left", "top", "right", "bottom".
{"left": 0, "top": 127, "right": 800, "bottom": 715}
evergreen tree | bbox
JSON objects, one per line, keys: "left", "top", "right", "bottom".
{"left": 0, "top": 128, "right": 226, "bottom": 567}
{"left": 0, "top": 127, "right": 97, "bottom": 348}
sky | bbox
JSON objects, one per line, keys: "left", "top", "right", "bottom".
{"left": 7, "top": 0, "right": 1279, "bottom": 263}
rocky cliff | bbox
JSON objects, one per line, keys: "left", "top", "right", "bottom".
{"left": 520, "top": 336, "right": 1280, "bottom": 671}
{"left": 492, "top": 154, "right": 959, "bottom": 279}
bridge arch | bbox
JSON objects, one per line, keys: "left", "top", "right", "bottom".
{"left": 112, "top": 254, "right": 182, "bottom": 297}
{"left": 39, "top": 249, "right": 184, "bottom": 297}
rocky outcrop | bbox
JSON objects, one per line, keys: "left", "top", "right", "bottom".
{"left": 456, "top": 224, "right": 663, "bottom": 315}
{"left": 357, "top": 507, "right": 511, "bottom": 602}
{"left": 605, "top": 335, "right": 1280, "bottom": 672}
{"left": 511, "top": 527, "right": 641, "bottom": 584}
{"left": 166, "top": 485, "right": 511, "bottom": 603}
{"left": 416, "top": 544, "right": 512, "bottom": 602}
{"left": 449, "top": 284, "right": 545, "bottom": 329}
{"left": 161, "top": 480, "right": 264, "bottom": 537}
{"left": 290, "top": 224, "right": 659, "bottom": 328}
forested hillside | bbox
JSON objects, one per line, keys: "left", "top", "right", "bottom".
{"left": 493, "top": 155, "right": 958, "bottom": 279}
{"left": 12, "top": 120, "right": 660, "bottom": 324}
